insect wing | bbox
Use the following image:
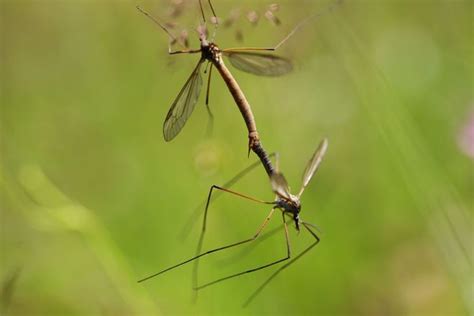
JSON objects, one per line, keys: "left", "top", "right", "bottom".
{"left": 163, "top": 60, "right": 204, "bottom": 141}
{"left": 297, "top": 138, "right": 328, "bottom": 198}
{"left": 270, "top": 172, "right": 292, "bottom": 200}
{"left": 224, "top": 51, "right": 292, "bottom": 76}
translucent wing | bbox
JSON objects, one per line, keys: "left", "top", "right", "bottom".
{"left": 223, "top": 51, "right": 292, "bottom": 76}
{"left": 270, "top": 172, "right": 292, "bottom": 200}
{"left": 297, "top": 138, "right": 328, "bottom": 198}
{"left": 163, "top": 60, "right": 204, "bottom": 141}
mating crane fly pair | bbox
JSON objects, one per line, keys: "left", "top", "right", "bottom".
{"left": 137, "top": 0, "right": 339, "bottom": 306}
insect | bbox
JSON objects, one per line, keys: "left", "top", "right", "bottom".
{"left": 137, "top": 3, "right": 292, "bottom": 151}
{"left": 138, "top": 138, "right": 328, "bottom": 306}
{"left": 137, "top": 0, "right": 340, "bottom": 160}
{"left": 137, "top": 0, "right": 340, "bottom": 305}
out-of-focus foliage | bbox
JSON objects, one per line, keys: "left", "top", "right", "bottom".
{"left": 1, "top": 0, "right": 472, "bottom": 315}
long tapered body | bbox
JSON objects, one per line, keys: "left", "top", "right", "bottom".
{"left": 207, "top": 43, "right": 276, "bottom": 176}
{"left": 214, "top": 58, "right": 259, "bottom": 144}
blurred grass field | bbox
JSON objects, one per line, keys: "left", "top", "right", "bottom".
{"left": 1, "top": 0, "right": 473, "bottom": 315}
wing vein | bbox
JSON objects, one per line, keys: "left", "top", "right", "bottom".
{"left": 163, "top": 60, "right": 204, "bottom": 141}
{"left": 223, "top": 51, "right": 292, "bottom": 77}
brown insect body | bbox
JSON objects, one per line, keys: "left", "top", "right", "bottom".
{"left": 199, "top": 37, "right": 265, "bottom": 170}
{"left": 200, "top": 40, "right": 220, "bottom": 62}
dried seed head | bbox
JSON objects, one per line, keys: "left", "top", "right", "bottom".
{"left": 167, "top": 0, "right": 185, "bottom": 18}
{"left": 179, "top": 29, "right": 189, "bottom": 48}
{"left": 223, "top": 8, "right": 241, "bottom": 28}
{"left": 268, "top": 3, "right": 280, "bottom": 12}
{"left": 246, "top": 10, "right": 259, "bottom": 25}
{"left": 210, "top": 16, "right": 220, "bottom": 25}
{"left": 223, "top": 19, "right": 233, "bottom": 28}
{"left": 235, "top": 29, "right": 243, "bottom": 42}
{"left": 164, "top": 21, "right": 177, "bottom": 29}
{"left": 197, "top": 24, "right": 208, "bottom": 40}
{"left": 264, "top": 10, "right": 281, "bottom": 26}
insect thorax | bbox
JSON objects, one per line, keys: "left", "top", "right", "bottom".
{"left": 277, "top": 197, "right": 300, "bottom": 215}
{"left": 277, "top": 198, "right": 302, "bottom": 231}
{"left": 201, "top": 42, "right": 221, "bottom": 63}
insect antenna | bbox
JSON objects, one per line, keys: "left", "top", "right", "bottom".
{"left": 273, "top": 0, "right": 344, "bottom": 50}
{"left": 136, "top": 5, "right": 185, "bottom": 50}
{"left": 301, "top": 220, "right": 323, "bottom": 235}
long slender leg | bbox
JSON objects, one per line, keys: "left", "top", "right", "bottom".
{"left": 199, "top": 0, "right": 218, "bottom": 21}
{"left": 195, "top": 211, "right": 291, "bottom": 290}
{"left": 203, "top": 186, "right": 275, "bottom": 231}
{"left": 217, "top": 223, "right": 284, "bottom": 266}
{"left": 205, "top": 63, "right": 214, "bottom": 137}
{"left": 195, "top": 61, "right": 216, "bottom": 298}
{"left": 136, "top": 6, "right": 177, "bottom": 40}
{"left": 218, "top": 213, "right": 297, "bottom": 265}
{"left": 190, "top": 153, "right": 278, "bottom": 294}
{"left": 197, "top": 156, "right": 280, "bottom": 244}
{"left": 206, "top": 0, "right": 219, "bottom": 41}
{"left": 206, "top": 0, "right": 217, "bottom": 21}
{"left": 242, "top": 221, "right": 320, "bottom": 307}
{"left": 192, "top": 185, "right": 275, "bottom": 290}
{"left": 222, "top": 0, "right": 344, "bottom": 53}
{"left": 137, "top": 207, "right": 276, "bottom": 283}
{"left": 136, "top": 5, "right": 202, "bottom": 54}
{"left": 205, "top": 63, "right": 214, "bottom": 112}
{"left": 198, "top": 0, "right": 206, "bottom": 22}
{"left": 169, "top": 49, "right": 201, "bottom": 55}
{"left": 192, "top": 224, "right": 205, "bottom": 301}
{"left": 179, "top": 153, "right": 276, "bottom": 241}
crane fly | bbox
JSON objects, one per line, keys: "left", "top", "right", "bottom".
{"left": 138, "top": 138, "right": 329, "bottom": 306}
{"left": 137, "top": 0, "right": 341, "bottom": 158}
{"left": 137, "top": 4, "right": 292, "bottom": 143}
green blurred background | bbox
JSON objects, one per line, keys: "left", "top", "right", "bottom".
{"left": 1, "top": 0, "right": 472, "bottom": 315}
